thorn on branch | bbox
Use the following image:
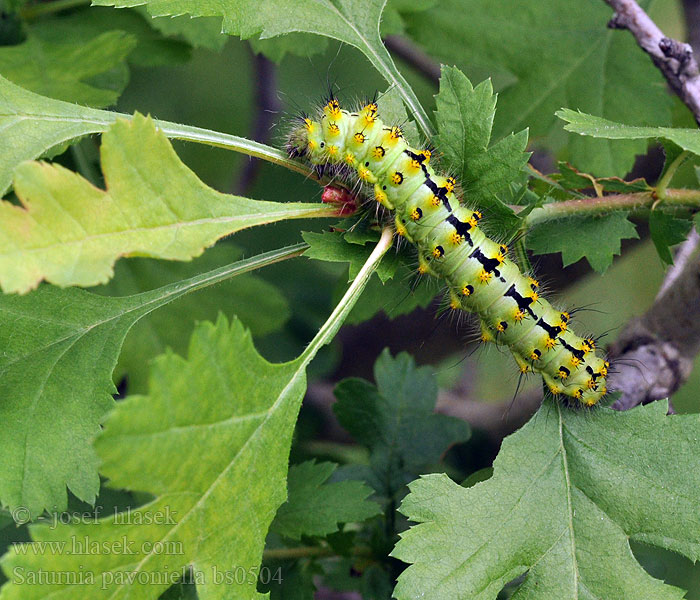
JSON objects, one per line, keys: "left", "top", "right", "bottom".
{"left": 659, "top": 37, "right": 697, "bottom": 77}
{"left": 607, "top": 13, "right": 628, "bottom": 29}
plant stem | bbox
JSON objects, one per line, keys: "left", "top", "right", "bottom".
{"left": 522, "top": 188, "right": 700, "bottom": 228}
{"left": 300, "top": 441, "right": 369, "bottom": 464}
{"left": 20, "top": 0, "right": 90, "bottom": 19}
{"left": 655, "top": 150, "right": 689, "bottom": 200}
{"left": 262, "top": 544, "right": 373, "bottom": 561}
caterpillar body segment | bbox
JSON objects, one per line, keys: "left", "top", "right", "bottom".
{"left": 288, "top": 100, "right": 609, "bottom": 406}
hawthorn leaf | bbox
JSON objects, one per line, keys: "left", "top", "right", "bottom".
{"left": 0, "top": 244, "right": 306, "bottom": 519}
{"left": 649, "top": 210, "right": 693, "bottom": 265}
{"left": 0, "top": 113, "right": 336, "bottom": 294}
{"left": 406, "top": 0, "right": 672, "bottom": 176}
{"left": 393, "top": 400, "right": 700, "bottom": 600}
{"left": 0, "top": 75, "right": 304, "bottom": 197}
{"left": 270, "top": 460, "right": 381, "bottom": 540}
{"left": 97, "top": 244, "right": 291, "bottom": 393}
{"left": 90, "top": 0, "right": 433, "bottom": 136}
{"left": 435, "top": 66, "right": 529, "bottom": 205}
{"left": 333, "top": 350, "right": 470, "bottom": 499}
{"left": 527, "top": 211, "right": 639, "bottom": 273}
{"left": 0, "top": 31, "right": 136, "bottom": 107}
{"left": 303, "top": 231, "right": 399, "bottom": 283}
{"left": 557, "top": 109, "right": 700, "bottom": 156}
{"left": 0, "top": 228, "right": 394, "bottom": 599}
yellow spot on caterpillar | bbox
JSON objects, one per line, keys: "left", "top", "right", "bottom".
{"left": 468, "top": 215, "right": 479, "bottom": 227}
{"left": 573, "top": 388, "right": 583, "bottom": 400}
{"left": 496, "top": 321, "right": 506, "bottom": 332}
{"left": 421, "top": 150, "right": 432, "bottom": 163}
{"left": 528, "top": 277, "right": 539, "bottom": 289}
{"left": 513, "top": 309, "right": 525, "bottom": 322}
{"left": 570, "top": 356, "right": 581, "bottom": 367}
{"left": 362, "top": 103, "right": 377, "bottom": 124}
{"left": 584, "top": 396, "right": 597, "bottom": 407}
{"left": 520, "top": 364, "right": 530, "bottom": 373}
{"left": 396, "top": 223, "right": 407, "bottom": 237}
{"left": 561, "top": 311, "right": 570, "bottom": 323}
{"left": 530, "top": 350, "right": 541, "bottom": 361}
{"left": 431, "top": 195, "right": 441, "bottom": 207}
{"left": 410, "top": 159, "right": 421, "bottom": 170}
{"left": 481, "top": 332, "right": 494, "bottom": 343}
{"left": 354, "top": 132, "right": 365, "bottom": 143}
{"left": 558, "top": 319, "right": 568, "bottom": 331}
{"left": 586, "top": 378, "right": 596, "bottom": 390}
{"left": 549, "top": 384, "right": 561, "bottom": 395}
{"left": 500, "top": 244, "right": 509, "bottom": 255}
{"left": 344, "top": 152, "right": 355, "bottom": 165}
{"left": 544, "top": 337, "right": 556, "bottom": 350}
{"left": 529, "top": 291, "right": 539, "bottom": 302}
{"left": 308, "top": 140, "right": 317, "bottom": 150}
{"left": 391, "top": 172, "right": 404, "bottom": 185}
{"left": 326, "top": 99, "right": 341, "bottom": 118}
{"left": 410, "top": 208, "right": 422, "bottom": 221}
{"left": 462, "top": 284, "right": 474, "bottom": 296}
{"left": 327, "top": 122, "right": 340, "bottom": 136}
{"left": 450, "top": 298, "right": 460, "bottom": 310}
{"left": 372, "top": 146, "right": 385, "bottom": 159}
{"left": 445, "top": 177, "right": 456, "bottom": 192}
{"left": 389, "top": 126, "right": 402, "bottom": 140}
{"left": 601, "top": 362, "right": 609, "bottom": 377}
{"left": 581, "top": 341, "right": 592, "bottom": 354}
{"left": 599, "top": 386, "right": 607, "bottom": 395}
{"left": 327, "top": 145, "right": 338, "bottom": 156}
{"left": 586, "top": 338, "right": 596, "bottom": 350}
{"left": 432, "top": 246, "right": 444, "bottom": 259}
{"left": 304, "top": 118, "right": 315, "bottom": 132}
{"left": 558, "top": 368, "right": 569, "bottom": 380}
{"left": 479, "top": 270, "right": 493, "bottom": 283}
{"left": 449, "top": 232, "right": 463, "bottom": 245}
{"left": 473, "top": 210, "right": 483, "bottom": 220}
{"left": 418, "top": 264, "right": 429, "bottom": 275}
{"left": 359, "top": 166, "right": 372, "bottom": 181}
{"left": 496, "top": 252, "right": 505, "bottom": 265}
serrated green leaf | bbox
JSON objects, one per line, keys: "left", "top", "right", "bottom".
{"left": 434, "top": 67, "right": 529, "bottom": 205}
{"left": 557, "top": 109, "right": 700, "bottom": 157}
{"left": 0, "top": 244, "right": 305, "bottom": 519}
{"left": 134, "top": 7, "right": 227, "bottom": 50}
{"left": 0, "top": 113, "right": 335, "bottom": 294}
{"left": 270, "top": 460, "right": 380, "bottom": 540}
{"left": 303, "top": 231, "right": 399, "bottom": 283}
{"left": 649, "top": 210, "right": 693, "bottom": 265}
{"left": 96, "top": 244, "right": 291, "bottom": 393}
{"left": 527, "top": 211, "right": 639, "bottom": 272}
{"left": 0, "top": 30, "right": 136, "bottom": 107}
{"left": 406, "top": 0, "right": 672, "bottom": 176}
{"left": 333, "top": 350, "right": 470, "bottom": 499}
{"left": 0, "top": 74, "right": 303, "bottom": 197}
{"left": 393, "top": 400, "right": 700, "bottom": 600}
{"left": 0, "top": 227, "right": 393, "bottom": 599}
{"left": 376, "top": 86, "right": 420, "bottom": 147}
{"left": 91, "top": 0, "right": 433, "bottom": 137}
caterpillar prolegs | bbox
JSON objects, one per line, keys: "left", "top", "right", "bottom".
{"left": 288, "top": 99, "right": 609, "bottom": 406}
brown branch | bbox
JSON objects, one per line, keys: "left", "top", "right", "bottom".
{"left": 605, "top": 0, "right": 700, "bottom": 124}
{"left": 682, "top": 0, "right": 700, "bottom": 61}
{"left": 383, "top": 35, "right": 441, "bottom": 84}
{"left": 609, "top": 229, "right": 700, "bottom": 410}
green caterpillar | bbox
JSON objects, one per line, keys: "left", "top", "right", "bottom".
{"left": 288, "top": 99, "right": 609, "bottom": 406}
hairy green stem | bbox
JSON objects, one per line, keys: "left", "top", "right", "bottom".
{"left": 522, "top": 188, "right": 700, "bottom": 227}
{"left": 655, "top": 150, "right": 690, "bottom": 200}
{"left": 20, "top": 0, "right": 90, "bottom": 19}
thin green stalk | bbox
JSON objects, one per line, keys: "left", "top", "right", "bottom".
{"left": 20, "top": 0, "right": 90, "bottom": 19}
{"left": 655, "top": 150, "right": 689, "bottom": 200}
{"left": 263, "top": 544, "right": 373, "bottom": 561}
{"left": 522, "top": 188, "right": 700, "bottom": 228}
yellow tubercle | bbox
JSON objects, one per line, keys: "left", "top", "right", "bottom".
{"left": 478, "top": 270, "right": 492, "bottom": 283}
{"left": 513, "top": 309, "right": 525, "bottom": 322}
{"left": 431, "top": 195, "right": 441, "bottom": 207}
{"left": 449, "top": 232, "right": 463, "bottom": 246}
{"left": 544, "top": 337, "right": 556, "bottom": 350}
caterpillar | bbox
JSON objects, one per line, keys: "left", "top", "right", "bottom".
{"left": 287, "top": 99, "right": 609, "bottom": 406}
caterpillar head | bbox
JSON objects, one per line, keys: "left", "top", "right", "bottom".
{"left": 287, "top": 118, "right": 326, "bottom": 164}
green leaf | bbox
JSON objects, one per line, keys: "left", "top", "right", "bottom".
{"left": 0, "top": 244, "right": 305, "bottom": 518}
{"left": 554, "top": 162, "right": 651, "bottom": 194}
{"left": 649, "top": 210, "right": 693, "bottom": 265}
{"left": 97, "top": 244, "right": 291, "bottom": 393}
{"left": 91, "top": 0, "right": 433, "bottom": 137}
{"left": 134, "top": 7, "right": 228, "bottom": 50}
{"left": 333, "top": 350, "right": 470, "bottom": 499}
{"left": 393, "top": 400, "right": 700, "bottom": 600}
{"left": 303, "top": 231, "right": 399, "bottom": 283}
{"left": 527, "top": 211, "right": 639, "bottom": 272}
{"left": 250, "top": 33, "right": 329, "bottom": 63}
{"left": 270, "top": 460, "right": 380, "bottom": 540}
{"left": 557, "top": 109, "right": 700, "bottom": 157}
{"left": 0, "top": 31, "right": 136, "bottom": 107}
{"left": 406, "top": 0, "right": 672, "bottom": 176}
{"left": 0, "top": 113, "right": 335, "bottom": 293}
{"left": 0, "top": 227, "right": 393, "bottom": 598}
{"left": 434, "top": 66, "right": 529, "bottom": 206}
{"left": 0, "top": 74, "right": 304, "bottom": 197}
